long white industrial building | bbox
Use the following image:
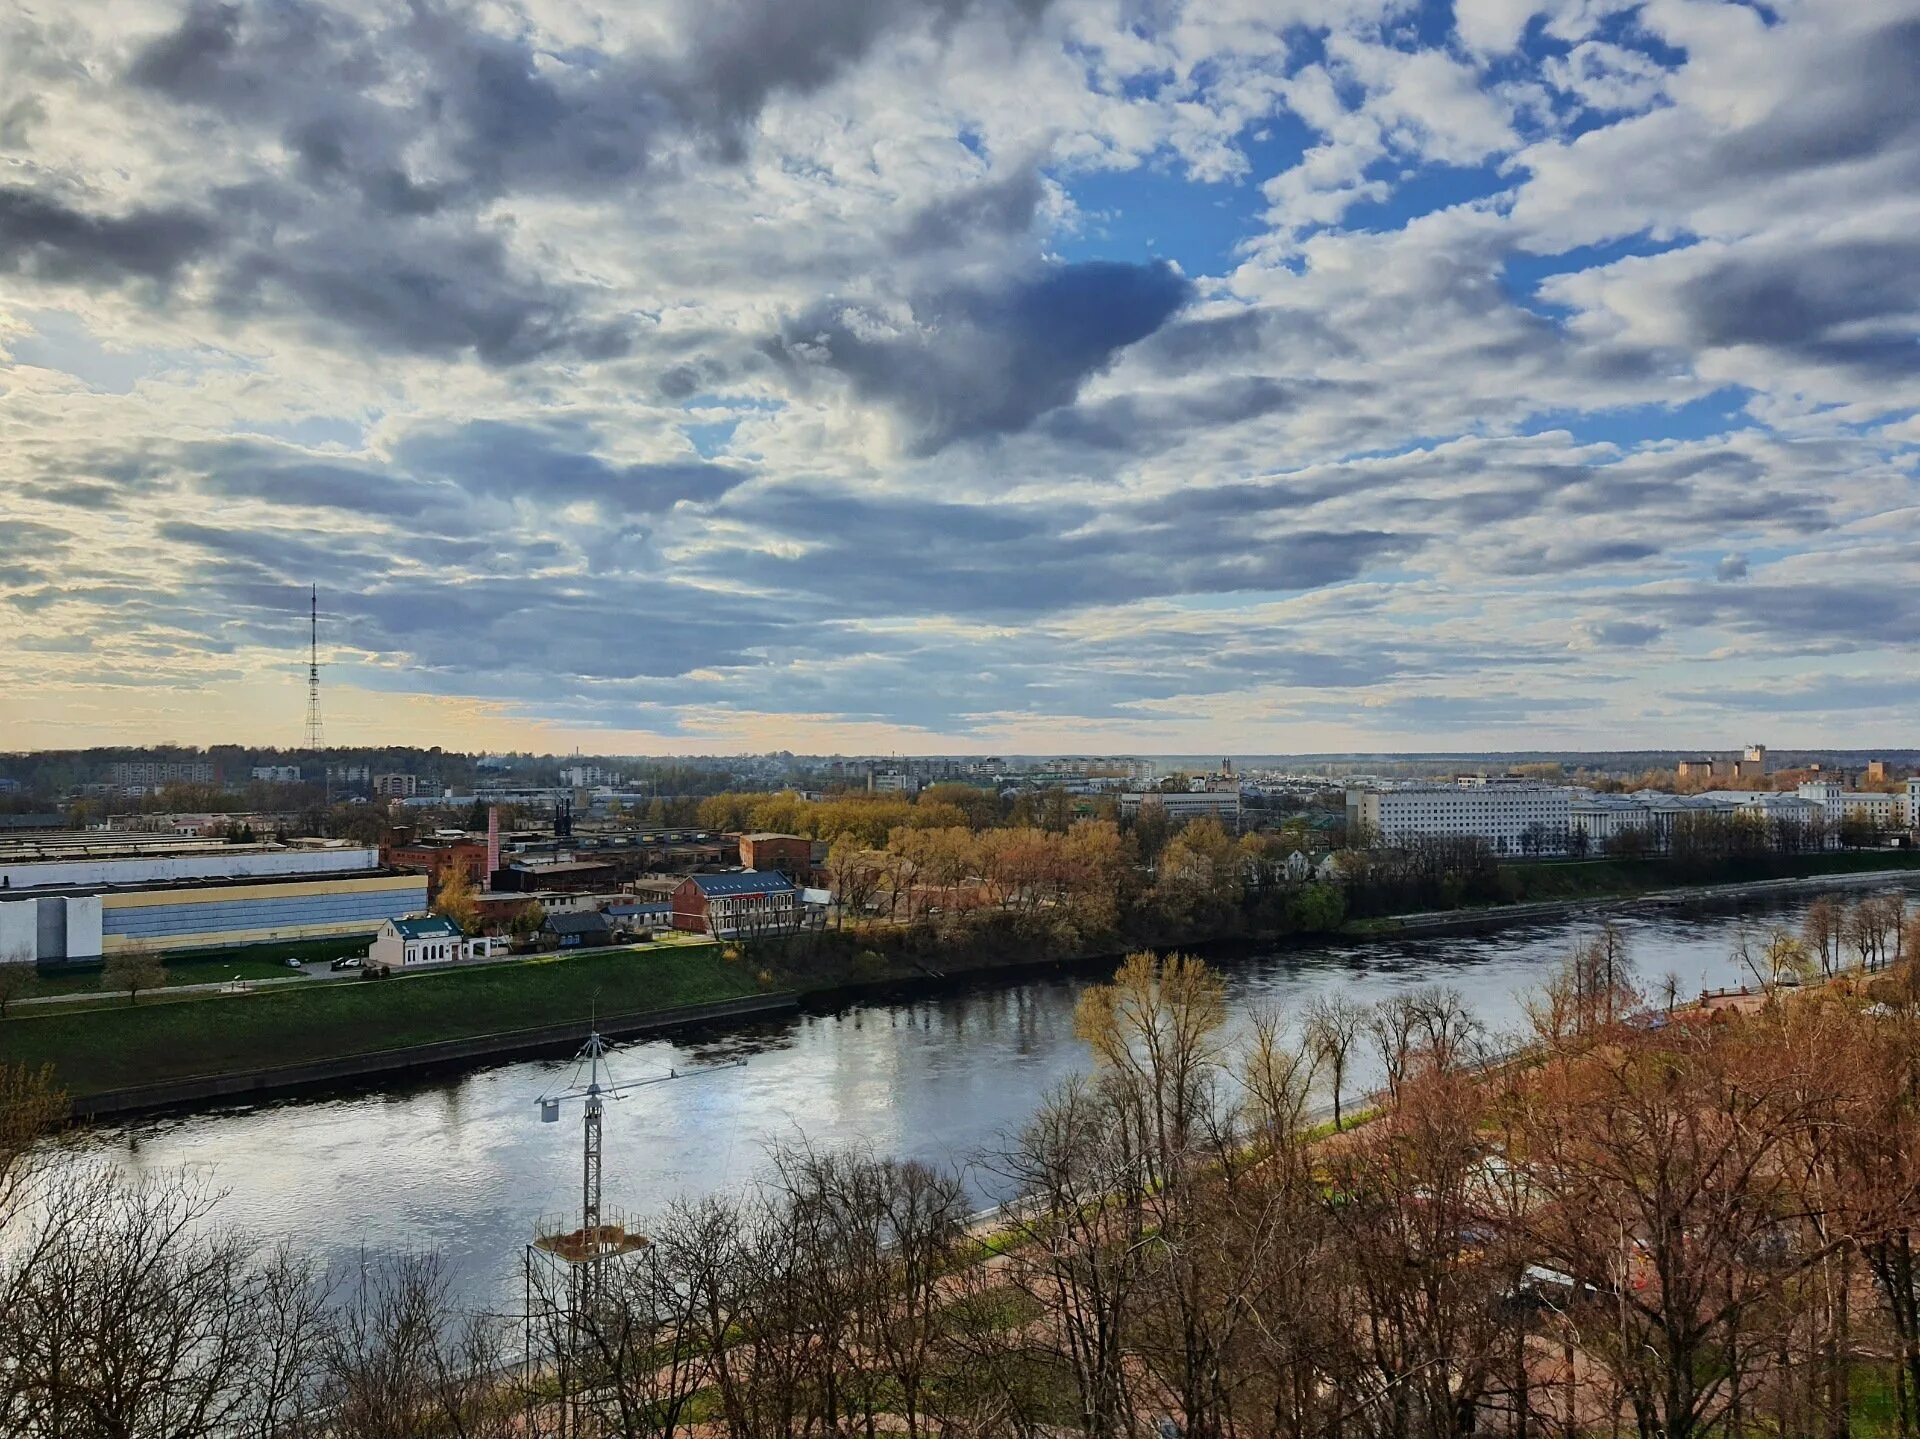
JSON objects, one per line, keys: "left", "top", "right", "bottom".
{"left": 0, "top": 837, "right": 426, "bottom": 963}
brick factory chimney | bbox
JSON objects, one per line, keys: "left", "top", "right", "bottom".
{"left": 486, "top": 805, "right": 501, "bottom": 881}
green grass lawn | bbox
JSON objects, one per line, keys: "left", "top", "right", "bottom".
{"left": 21, "top": 934, "right": 377, "bottom": 999}
{"left": 0, "top": 943, "right": 760, "bottom": 1097}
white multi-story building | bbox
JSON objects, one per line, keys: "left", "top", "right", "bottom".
{"left": 1347, "top": 778, "right": 1571, "bottom": 854}
{"left": 107, "top": 760, "right": 215, "bottom": 787}
{"left": 1120, "top": 790, "right": 1243, "bottom": 831}
{"left": 1793, "top": 780, "right": 1910, "bottom": 830}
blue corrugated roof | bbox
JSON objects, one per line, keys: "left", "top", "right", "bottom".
{"left": 391, "top": 914, "right": 462, "bottom": 940}
{"left": 688, "top": 870, "right": 796, "bottom": 897}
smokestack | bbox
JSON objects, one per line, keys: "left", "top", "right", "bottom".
{"left": 486, "top": 806, "right": 501, "bottom": 883}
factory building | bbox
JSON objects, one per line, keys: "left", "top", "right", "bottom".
{"left": 0, "top": 835, "right": 426, "bottom": 963}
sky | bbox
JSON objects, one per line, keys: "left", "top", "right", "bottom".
{"left": 1, "top": 0, "right": 1916, "bottom": 755}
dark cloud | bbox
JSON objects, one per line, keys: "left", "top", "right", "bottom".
{"left": 0, "top": 186, "right": 216, "bottom": 284}
{"left": 893, "top": 167, "right": 1046, "bottom": 255}
{"left": 0, "top": 520, "right": 73, "bottom": 560}
{"left": 394, "top": 421, "right": 747, "bottom": 511}
{"left": 1716, "top": 552, "right": 1749, "bottom": 582}
{"left": 1712, "top": 16, "right": 1920, "bottom": 184}
{"left": 1625, "top": 581, "right": 1920, "bottom": 648}
{"left": 211, "top": 227, "right": 637, "bottom": 365}
{"left": 1670, "top": 236, "right": 1920, "bottom": 379}
{"left": 1361, "top": 693, "right": 1587, "bottom": 730}
{"left": 778, "top": 260, "right": 1194, "bottom": 451}
{"left": 1496, "top": 538, "right": 1661, "bottom": 576}
{"left": 185, "top": 440, "right": 452, "bottom": 519}
{"left": 81, "top": 0, "right": 1059, "bottom": 364}
{"left": 1577, "top": 619, "right": 1663, "bottom": 648}
{"left": 698, "top": 481, "right": 1406, "bottom": 616}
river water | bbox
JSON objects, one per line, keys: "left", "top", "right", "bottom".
{"left": 64, "top": 883, "right": 1915, "bottom": 1305}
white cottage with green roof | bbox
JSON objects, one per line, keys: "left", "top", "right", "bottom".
{"left": 369, "top": 913, "right": 464, "bottom": 969}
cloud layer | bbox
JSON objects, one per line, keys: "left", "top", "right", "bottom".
{"left": 0, "top": 0, "right": 1915, "bottom": 750}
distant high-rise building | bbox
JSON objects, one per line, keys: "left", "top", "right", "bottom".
{"left": 107, "top": 760, "right": 215, "bottom": 787}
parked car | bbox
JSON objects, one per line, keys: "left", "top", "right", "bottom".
{"left": 329, "top": 956, "right": 363, "bottom": 971}
{"left": 283, "top": 957, "right": 305, "bottom": 969}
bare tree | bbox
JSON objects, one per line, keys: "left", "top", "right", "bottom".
{"left": 988, "top": 1074, "right": 1152, "bottom": 1438}
{"left": 1, "top": 1168, "right": 259, "bottom": 1439}
{"left": 1508, "top": 1018, "right": 1842, "bottom": 1439}
{"left": 1369, "top": 992, "right": 1426, "bottom": 1104}
{"left": 1803, "top": 896, "right": 1844, "bottom": 978}
{"left": 242, "top": 1242, "right": 332, "bottom": 1438}
{"left": 1305, "top": 994, "right": 1367, "bottom": 1128}
{"left": 0, "top": 958, "right": 34, "bottom": 1017}
{"left": 101, "top": 943, "right": 166, "bottom": 1004}
{"left": 0, "top": 1063, "right": 65, "bottom": 1227}
{"left": 1411, "top": 984, "right": 1485, "bottom": 1076}
{"left": 318, "top": 1251, "right": 514, "bottom": 1439}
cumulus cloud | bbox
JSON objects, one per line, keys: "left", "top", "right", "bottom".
{"left": 0, "top": 0, "right": 1915, "bottom": 748}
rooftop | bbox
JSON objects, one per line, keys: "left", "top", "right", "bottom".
{"left": 388, "top": 914, "right": 463, "bottom": 940}
{"left": 544, "top": 910, "right": 613, "bottom": 934}
{"left": 686, "top": 870, "right": 797, "bottom": 897}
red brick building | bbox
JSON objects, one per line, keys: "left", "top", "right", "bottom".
{"left": 384, "top": 838, "right": 487, "bottom": 899}
{"left": 737, "top": 832, "right": 814, "bottom": 880}
{"left": 671, "top": 870, "right": 801, "bottom": 938}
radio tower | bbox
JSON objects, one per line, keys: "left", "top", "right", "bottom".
{"left": 303, "top": 584, "right": 325, "bottom": 752}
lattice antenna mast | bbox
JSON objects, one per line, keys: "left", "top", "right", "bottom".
{"left": 303, "top": 584, "right": 325, "bottom": 752}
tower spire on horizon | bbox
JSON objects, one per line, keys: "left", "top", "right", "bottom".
{"left": 303, "top": 584, "right": 325, "bottom": 752}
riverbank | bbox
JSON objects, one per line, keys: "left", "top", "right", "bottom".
{"left": 0, "top": 943, "right": 780, "bottom": 1114}
{"left": 11, "top": 857, "right": 1916, "bottom": 1121}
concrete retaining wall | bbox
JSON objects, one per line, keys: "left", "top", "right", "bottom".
{"left": 70, "top": 991, "right": 801, "bottom": 1120}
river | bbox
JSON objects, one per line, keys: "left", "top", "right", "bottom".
{"left": 64, "top": 882, "right": 1915, "bottom": 1305}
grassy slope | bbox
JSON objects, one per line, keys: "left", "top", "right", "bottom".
{"left": 0, "top": 944, "right": 757, "bottom": 1096}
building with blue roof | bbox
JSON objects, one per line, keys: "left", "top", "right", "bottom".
{"left": 670, "top": 869, "right": 800, "bottom": 938}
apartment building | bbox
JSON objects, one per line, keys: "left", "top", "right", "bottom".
{"left": 1346, "top": 778, "right": 1571, "bottom": 854}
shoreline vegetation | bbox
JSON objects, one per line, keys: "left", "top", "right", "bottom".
{"left": 7, "top": 920, "right": 1920, "bottom": 1437}
{"left": 0, "top": 850, "right": 1915, "bottom": 1114}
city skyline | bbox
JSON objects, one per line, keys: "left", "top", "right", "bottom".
{"left": 3, "top": 0, "right": 1916, "bottom": 753}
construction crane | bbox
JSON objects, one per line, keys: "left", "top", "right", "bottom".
{"left": 542, "top": 1033, "right": 719, "bottom": 1227}
{"left": 529, "top": 1028, "right": 744, "bottom": 1435}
